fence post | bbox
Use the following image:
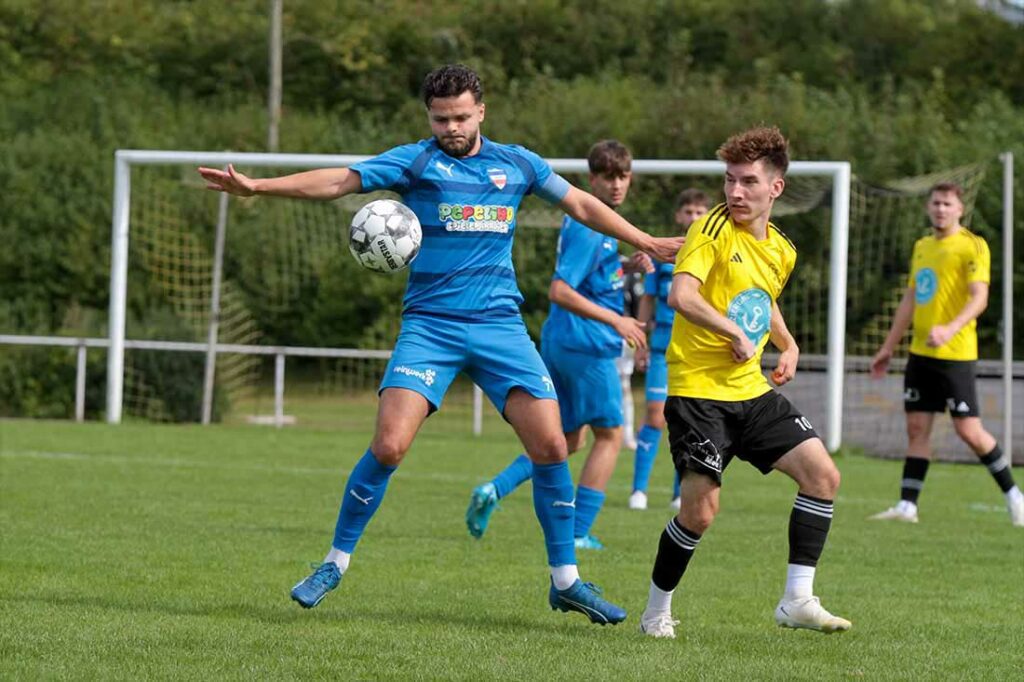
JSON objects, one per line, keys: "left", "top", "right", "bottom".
{"left": 75, "top": 341, "right": 87, "bottom": 423}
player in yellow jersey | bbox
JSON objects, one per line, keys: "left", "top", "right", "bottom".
{"left": 639, "top": 127, "right": 851, "bottom": 639}
{"left": 869, "top": 182, "right": 1023, "bottom": 526}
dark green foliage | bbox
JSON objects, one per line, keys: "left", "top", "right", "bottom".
{"left": 2, "top": 0, "right": 1022, "bottom": 418}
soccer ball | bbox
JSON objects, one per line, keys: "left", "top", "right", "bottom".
{"left": 348, "top": 199, "right": 422, "bottom": 273}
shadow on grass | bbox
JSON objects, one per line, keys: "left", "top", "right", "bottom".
{"left": 2, "top": 592, "right": 582, "bottom": 635}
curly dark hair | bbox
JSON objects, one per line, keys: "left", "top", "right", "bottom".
{"left": 717, "top": 126, "right": 790, "bottom": 176}
{"left": 421, "top": 64, "right": 483, "bottom": 106}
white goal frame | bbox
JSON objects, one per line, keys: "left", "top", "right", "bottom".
{"left": 107, "top": 150, "right": 854, "bottom": 448}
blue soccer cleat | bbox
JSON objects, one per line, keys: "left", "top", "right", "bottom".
{"left": 549, "top": 579, "right": 627, "bottom": 625}
{"left": 466, "top": 482, "right": 499, "bottom": 539}
{"left": 290, "top": 562, "right": 341, "bottom": 609}
{"left": 573, "top": 534, "right": 605, "bottom": 550}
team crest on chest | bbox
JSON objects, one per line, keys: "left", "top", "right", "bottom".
{"left": 487, "top": 168, "right": 507, "bottom": 190}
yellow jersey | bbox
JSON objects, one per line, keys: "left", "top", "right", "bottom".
{"left": 666, "top": 204, "right": 797, "bottom": 401}
{"left": 908, "top": 227, "right": 990, "bottom": 361}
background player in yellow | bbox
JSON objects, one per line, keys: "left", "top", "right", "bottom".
{"left": 638, "top": 127, "right": 850, "bottom": 639}
{"left": 869, "top": 182, "right": 1023, "bottom": 526}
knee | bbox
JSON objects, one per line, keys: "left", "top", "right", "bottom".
{"left": 680, "top": 498, "right": 718, "bottom": 534}
{"left": 820, "top": 465, "right": 841, "bottom": 498}
{"left": 906, "top": 420, "right": 929, "bottom": 443}
{"left": 369, "top": 436, "right": 410, "bottom": 467}
{"left": 564, "top": 431, "right": 586, "bottom": 455}
{"left": 953, "top": 420, "right": 984, "bottom": 447}
{"left": 531, "top": 433, "right": 569, "bottom": 464}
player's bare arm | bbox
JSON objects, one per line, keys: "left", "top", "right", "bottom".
{"left": 926, "top": 281, "right": 988, "bottom": 348}
{"left": 634, "top": 293, "right": 656, "bottom": 371}
{"left": 198, "top": 164, "right": 360, "bottom": 200}
{"left": 769, "top": 301, "right": 799, "bottom": 386}
{"left": 668, "top": 272, "right": 755, "bottom": 362}
{"left": 559, "top": 186, "right": 684, "bottom": 263}
{"left": 870, "top": 286, "right": 915, "bottom": 378}
{"left": 548, "top": 279, "right": 647, "bottom": 349}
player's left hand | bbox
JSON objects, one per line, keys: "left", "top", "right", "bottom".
{"left": 647, "top": 236, "right": 685, "bottom": 264}
{"left": 624, "top": 251, "right": 655, "bottom": 274}
{"left": 926, "top": 324, "right": 954, "bottom": 348}
{"left": 771, "top": 347, "right": 799, "bottom": 386}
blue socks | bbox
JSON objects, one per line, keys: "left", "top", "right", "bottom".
{"left": 632, "top": 425, "right": 662, "bottom": 493}
{"left": 332, "top": 448, "right": 397, "bottom": 553}
{"left": 573, "top": 485, "right": 606, "bottom": 539}
{"left": 492, "top": 453, "right": 533, "bottom": 499}
{"left": 531, "top": 461, "right": 577, "bottom": 567}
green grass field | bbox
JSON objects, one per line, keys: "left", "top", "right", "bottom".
{"left": 2, "top": 410, "right": 1022, "bottom": 680}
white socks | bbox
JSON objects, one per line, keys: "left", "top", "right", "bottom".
{"left": 325, "top": 547, "right": 351, "bottom": 573}
{"left": 1006, "top": 486, "right": 1023, "bottom": 503}
{"left": 551, "top": 564, "right": 580, "bottom": 591}
{"left": 646, "top": 581, "right": 674, "bottom": 614}
{"left": 784, "top": 563, "right": 816, "bottom": 600}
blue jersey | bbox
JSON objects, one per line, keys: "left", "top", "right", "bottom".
{"left": 351, "top": 136, "right": 570, "bottom": 320}
{"left": 645, "top": 262, "right": 675, "bottom": 353}
{"left": 541, "top": 216, "right": 624, "bottom": 357}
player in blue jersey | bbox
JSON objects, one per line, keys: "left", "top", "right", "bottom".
{"left": 198, "top": 65, "right": 682, "bottom": 624}
{"left": 465, "top": 140, "right": 653, "bottom": 551}
{"left": 629, "top": 189, "right": 710, "bottom": 511}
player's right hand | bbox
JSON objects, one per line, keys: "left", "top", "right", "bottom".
{"left": 730, "top": 334, "right": 756, "bottom": 363}
{"left": 615, "top": 316, "right": 647, "bottom": 350}
{"left": 648, "top": 236, "right": 686, "bottom": 264}
{"left": 197, "top": 164, "right": 257, "bottom": 196}
{"left": 869, "top": 347, "right": 891, "bottom": 379}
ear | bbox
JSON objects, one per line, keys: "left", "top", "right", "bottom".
{"left": 478, "top": 102, "right": 486, "bottom": 122}
{"left": 770, "top": 176, "right": 786, "bottom": 200}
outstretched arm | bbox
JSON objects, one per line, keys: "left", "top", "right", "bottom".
{"left": 558, "top": 186, "right": 683, "bottom": 263}
{"left": 668, "top": 272, "right": 754, "bottom": 363}
{"left": 870, "top": 286, "right": 915, "bottom": 378}
{"left": 769, "top": 302, "right": 799, "bottom": 386}
{"left": 197, "top": 164, "right": 362, "bottom": 200}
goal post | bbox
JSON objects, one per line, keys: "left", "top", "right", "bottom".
{"left": 106, "top": 150, "right": 852, "bottom": 447}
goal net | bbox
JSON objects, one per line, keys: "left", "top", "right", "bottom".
{"left": 108, "top": 151, "right": 1017, "bottom": 461}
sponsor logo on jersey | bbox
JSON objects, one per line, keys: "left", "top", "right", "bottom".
{"left": 915, "top": 267, "right": 937, "bottom": 304}
{"left": 438, "top": 203, "right": 515, "bottom": 233}
{"left": 726, "top": 288, "right": 771, "bottom": 345}
{"left": 487, "top": 167, "right": 507, "bottom": 190}
{"left": 393, "top": 365, "right": 437, "bottom": 386}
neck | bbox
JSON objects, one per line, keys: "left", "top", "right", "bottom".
{"left": 932, "top": 223, "right": 961, "bottom": 239}
{"left": 734, "top": 213, "right": 770, "bottom": 240}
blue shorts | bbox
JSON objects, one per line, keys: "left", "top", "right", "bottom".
{"left": 541, "top": 341, "right": 622, "bottom": 434}
{"left": 380, "top": 315, "right": 558, "bottom": 414}
{"left": 645, "top": 351, "right": 668, "bottom": 404}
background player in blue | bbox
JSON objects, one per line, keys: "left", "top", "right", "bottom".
{"left": 198, "top": 65, "right": 683, "bottom": 624}
{"left": 465, "top": 140, "right": 653, "bottom": 550}
{"left": 629, "top": 189, "right": 710, "bottom": 511}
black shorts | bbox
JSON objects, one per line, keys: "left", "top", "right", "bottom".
{"left": 903, "top": 353, "right": 979, "bottom": 417}
{"left": 664, "top": 391, "right": 819, "bottom": 485}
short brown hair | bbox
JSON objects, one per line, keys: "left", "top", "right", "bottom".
{"left": 587, "top": 140, "right": 632, "bottom": 177}
{"left": 674, "top": 188, "right": 710, "bottom": 212}
{"left": 929, "top": 181, "right": 963, "bottom": 200}
{"left": 717, "top": 126, "right": 789, "bottom": 176}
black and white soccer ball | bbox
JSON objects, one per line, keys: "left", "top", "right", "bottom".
{"left": 348, "top": 199, "right": 422, "bottom": 273}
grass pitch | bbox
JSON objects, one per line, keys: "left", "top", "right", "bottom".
{"left": 1, "top": 410, "right": 1021, "bottom": 680}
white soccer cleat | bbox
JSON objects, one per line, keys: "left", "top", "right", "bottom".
{"left": 639, "top": 609, "right": 679, "bottom": 639}
{"left": 669, "top": 496, "right": 681, "bottom": 511}
{"left": 629, "top": 490, "right": 648, "bottom": 510}
{"left": 1008, "top": 493, "right": 1024, "bottom": 527}
{"left": 869, "top": 503, "right": 918, "bottom": 523}
{"left": 774, "top": 596, "right": 851, "bottom": 634}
